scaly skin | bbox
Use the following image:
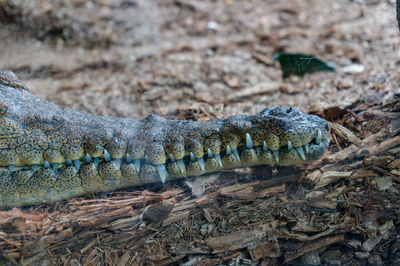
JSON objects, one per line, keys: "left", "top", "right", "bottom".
{"left": 0, "top": 71, "right": 330, "bottom": 207}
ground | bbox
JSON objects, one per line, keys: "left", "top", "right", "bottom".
{"left": 0, "top": 0, "right": 399, "bottom": 265}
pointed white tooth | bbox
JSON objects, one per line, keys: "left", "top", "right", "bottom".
{"left": 304, "top": 144, "right": 309, "bottom": 154}
{"left": 53, "top": 163, "right": 61, "bottom": 171}
{"left": 32, "top": 165, "right": 40, "bottom": 172}
{"left": 208, "top": 148, "right": 213, "bottom": 158}
{"left": 256, "top": 147, "right": 261, "bottom": 157}
{"left": 190, "top": 152, "right": 196, "bottom": 162}
{"left": 134, "top": 159, "right": 141, "bottom": 172}
{"left": 126, "top": 153, "right": 132, "bottom": 164}
{"left": 273, "top": 150, "right": 279, "bottom": 163}
{"left": 85, "top": 153, "right": 92, "bottom": 163}
{"left": 44, "top": 160, "right": 51, "bottom": 169}
{"left": 177, "top": 159, "right": 185, "bottom": 173}
{"left": 104, "top": 149, "right": 111, "bottom": 162}
{"left": 197, "top": 157, "right": 205, "bottom": 171}
{"left": 226, "top": 145, "right": 232, "bottom": 155}
{"left": 156, "top": 164, "right": 167, "bottom": 183}
{"left": 246, "top": 133, "right": 253, "bottom": 149}
{"left": 233, "top": 149, "right": 240, "bottom": 162}
{"left": 169, "top": 154, "right": 176, "bottom": 162}
{"left": 215, "top": 154, "right": 223, "bottom": 167}
{"left": 114, "top": 158, "right": 122, "bottom": 169}
{"left": 324, "top": 138, "right": 330, "bottom": 146}
{"left": 296, "top": 146, "right": 306, "bottom": 160}
{"left": 8, "top": 165, "right": 16, "bottom": 172}
{"left": 94, "top": 157, "right": 100, "bottom": 168}
{"left": 73, "top": 160, "right": 81, "bottom": 170}
{"left": 287, "top": 140, "right": 293, "bottom": 151}
{"left": 263, "top": 141, "right": 268, "bottom": 152}
{"left": 316, "top": 130, "right": 322, "bottom": 144}
{"left": 66, "top": 158, "right": 73, "bottom": 166}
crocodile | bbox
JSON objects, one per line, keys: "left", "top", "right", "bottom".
{"left": 0, "top": 70, "right": 330, "bottom": 208}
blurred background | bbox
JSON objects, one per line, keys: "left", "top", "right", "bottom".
{"left": 0, "top": 0, "right": 398, "bottom": 119}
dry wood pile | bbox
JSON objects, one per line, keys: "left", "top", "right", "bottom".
{"left": 0, "top": 95, "right": 399, "bottom": 265}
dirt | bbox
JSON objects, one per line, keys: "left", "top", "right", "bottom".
{"left": 0, "top": 0, "right": 399, "bottom": 265}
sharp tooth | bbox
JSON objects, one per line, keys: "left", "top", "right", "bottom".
{"left": 273, "top": 150, "right": 279, "bottom": 163}
{"left": 126, "top": 153, "right": 132, "bottom": 163}
{"left": 316, "top": 130, "right": 322, "bottom": 144}
{"left": 156, "top": 164, "right": 167, "bottom": 183}
{"left": 233, "top": 149, "right": 240, "bottom": 162}
{"left": 304, "top": 144, "right": 309, "bottom": 154}
{"left": 296, "top": 146, "right": 306, "bottom": 160}
{"left": 66, "top": 158, "right": 73, "bottom": 166}
{"left": 215, "top": 154, "right": 223, "bottom": 167}
{"left": 73, "top": 160, "right": 81, "bottom": 170}
{"left": 287, "top": 140, "right": 293, "bottom": 151}
{"left": 226, "top": 145, "right": 232, "bottom": 155}
{"left": 246, "top": 133, "right": 253, "bottom": 149}
{"left": 197, "top": 157, "right": 205, "bottom": 171}
{"left": 177, "top": 159, "right": 185, "bottom": 173}
{"left": 169, "top": 154, "right": 176, "bottom": 162}
{"left": 53, "top": 163, "right": 61, "bottom": 171}
{"left": 85, "top": 153, "right": 92, "bottom": 163}
{"left": 190, "top": 152, "right": 196, "bottom": 162}
{"left": 32, "top": 165, "right": 40, "bottom": 172}
{"left": 255, "top": 147, "right": 261, "bottom": 157}
{"left": 114, "top": 158, "right": 122, "bottom": 169}
{"left": 104, "top": 149, "right": 111, "bottom": 162}
{"left": 134, "top": 159, "right": 141, "bottom": 172}
{"left": 44, "top": 160, "right": 51, "bottom": 169}
{"left": 8, "top": 165, "right": 16, "bottom": 172}
{"left": 208, "top": 148, "right": 213, "bottom": 158}
{"left": 94, "top": 157, "right": 99, "bottom": 168}
{"left": 263, "top": 141, "right": 268, "bottom": 152}
{"left": 324, "top": 138, "right": 330, "bottom": 146}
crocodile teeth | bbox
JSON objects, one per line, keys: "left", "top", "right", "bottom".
{"left": 134, "top": 159, "right": 141, "bottom": 173}
{"left": 85, "top": 153, "right": 92, "bottom": 163}
{"left": 32, "top": 165, "right": 40, "bottom": 172}
{"left": 156, "top": 164, "right": 167, "bottom": 183}
{"left": 66, "top": 158, "right": 73, "bottom": 166}
{"left": 94, "top": 158, "right": 99, "bottom": 168}
{"left": 304, "top": 143, "right": 309, "bottom": 154}
{"left": 215, "top": 154, "right": 223, "bottom": 167}
{"left": 246, "top": 133, "right": 253, "bottom": 149}
{"left": 226, "top": 145, "right": 232, "bottom": 155}
{"left": 114, "top": 158, "right": 122, "bottom": 169}
{"left": 8, "top": 165, "right": 16, "bottom": 172}
{"left": 324, "top": 138, "right": 330, "bottom": 146}
{"left": 287, "top": 140, "right": 293, "bottom": 151}
{"left": 316, "top": 130, "right": 322, "bottom": 144}
{"left": 53, "top": 163, "right": 61, "bottom": 172}
{"left": 256, "top": 147, "right": 261, "bottom": 157}
{"left": 190, "top": 152, "right": 196, "bottom": 162}
{"left": 208, "top": 148, "right": 213, "bottom": 158}
{"left": 177, "top": 159, "right": 186, "bottom": 173}
{"left": 73, "top": 160, "right": 81, "bottom": 170}
{"left": 296, "top": 146, "right": 306, "bottom": 160}
{"left": 233, "top": 149, "right": 240, "bottom": 162}
{"left": 126, "top": 153, "right": 132, "bottom": 164}
{"left": 169, "top": 154, "right": 176, "bottom": 162}
{"left": 263, "top": 141, "right": 268, "bottom": 152}
{"left": 104, "top": 149, "right": 111, "bottom": 162}
{"left": 198, "top": 157, "right": 205, "bottom": 171}
{"left": 44, "top": 160, "right": 51, "bottom": 169}
{"left": 273, "top": 150, "right": 279, "bottom": 163}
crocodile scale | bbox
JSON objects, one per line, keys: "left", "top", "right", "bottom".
{"left": 0, "top": 71, "right": 330, "bottom": 207}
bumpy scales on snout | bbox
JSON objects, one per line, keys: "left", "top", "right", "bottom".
{"left": 0, "top": 71, "right": 330, "bottom": 207}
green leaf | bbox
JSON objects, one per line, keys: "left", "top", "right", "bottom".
{"left": 274, "top": 53, "right": 335, "bottom": 78}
